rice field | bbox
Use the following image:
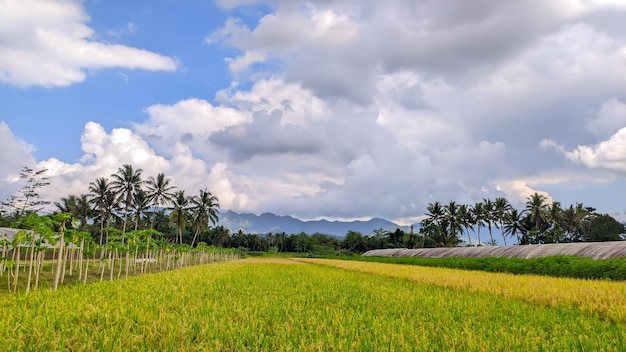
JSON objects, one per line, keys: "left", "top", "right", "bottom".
{"left": 0, "top": 258, "right": 624, "bottom": 351}
{"left": 298, "top": 258, "right": 626, "bottom": 323}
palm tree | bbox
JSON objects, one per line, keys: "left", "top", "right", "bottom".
{"left": 503, "top": 208, "right": 525, "bottom": 245}
{"left": 472, "top": 202, "right": 487, "bottom": 245}
{"left": 145, "top": 173, "right": 176, "bottom": 228}
{"left": 169, "top": 190, "right": 191, "bottom": 245}
{"left": 55, "top": 194, "right": 78, "bottom": 216}
{"left": 132, "top": 189, "right": 151, "bottom": 231}
{"left": 493, "top": 197, "right": 512, "bottom": 246}
{"left": 525, "top": 193, "right": 549, "bottom": 233}
{"left": 443, "top": 201, "right": 463, "bottom": 246}
{"left": 425, "top": 201, "right": 444, "bottom": 229}
{"left": 458, "top": 203, "right": 474, "bottom": 246}
{"left": 190, "top": 189, "right": 220, "bottom": 247}
{"left": 74, "top": 194, "right": 93, "bottom": 232}
{"left": 89, "top": 177, "right": 111, "bottom": 244}
{"left": 54, "top": 194, "right": 92, "bottom": 231}
{"left": 574, "top": 203, "right": 595, "bottom": 241}
{"left": 546, "top": 201, "right": 563, "bottom": 230}
{"left": 482, "top": 198, "right": 496, "bottom": 246}
{"left": 110, "top": 164, "right": 143, "bottom": 235}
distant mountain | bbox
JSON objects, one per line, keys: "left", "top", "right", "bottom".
{"left": 218, "top": 211, "right": 406, "bottom": 237}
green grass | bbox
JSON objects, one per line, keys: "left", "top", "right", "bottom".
{"left": 341, "top": 254, "right": 626, "bottom": 280}
{"left": 0, "top": 260, "right": 624, "bottom": 350}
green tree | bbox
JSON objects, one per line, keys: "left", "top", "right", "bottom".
{"left": 425, "top": 202, "right": 444, "bottom": 229}
{"left": 110, "top": 164, "right": 143, "bottom": 235}
{"left": 389, "top": 228, "right": 405, "bottom": 248}
{"left": 132, "top": 189, "right": 151, "bottom": 231}
{"left": 206, "top": 225, "right": 231, "bottom": 247}
{"left": 169, "top": 191, "right": 191, "bottom": 245}
{"left": 493, "top": 197, "right": 511, "bottom": 246}
{"left": 342, "top": 230, "right": 367, "bottom": 253}
{"left": 525, "top": 193, "right": 549, "bottom": 234}
{"left": 482, "top": 198, "right": 496, "bottom": 246}
{"left": 444, "top": 201, "right": 463, "bottom": 246}
{"left": 586, "top": 214, "right": 625, "bottom": 242}
{"left": 55, "top": 194, "right": 92, "bottom": 232}
{"left": 145, "top": 173, "right": 176, "bottom": 229}
{"left": 503, "top": 208, "right": 525, "bottom": 245}
{"left": 472, "top": 202, "right": 487, "bottom": 245}
{"left": 190, "top": 189, "right": 219, "bottom": 247}
{"left": 458, "top": 204, "right": 474, "bottom": 246}
{"left": 88, "top": 177, "right": 114, "bottom": 244}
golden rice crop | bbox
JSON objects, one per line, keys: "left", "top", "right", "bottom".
{"left": 0, "top": 259, "right": 623, "bottom": 351}
{"left": 297, "top": 258, "right": 626, "bottom": 323}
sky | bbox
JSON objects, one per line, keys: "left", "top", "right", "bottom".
{"left": 2, "top": 0, "right": 626, "bottom": 225}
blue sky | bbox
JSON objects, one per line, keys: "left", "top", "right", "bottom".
{"left": 2, "top": 0, "right": 626, "bottom": 227}
{"left": 1, "top": 0, "right": 239, "bottom": 161}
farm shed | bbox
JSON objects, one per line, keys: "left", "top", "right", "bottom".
{"left": 363, "top": 241, "right": 626, "bottom": 260}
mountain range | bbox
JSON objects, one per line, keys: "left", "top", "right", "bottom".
{"left": 217, "top": 211, "right": 409, "bottom": 237}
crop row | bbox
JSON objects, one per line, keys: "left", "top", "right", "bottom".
{"left": 0, "top": 259, "right": 624, "bottom": 350}
{"left": 342, "top": 254, "right": 626, "bottom": 280}
{"left": 299, "top": 258, "right": 626, "bottom": 323}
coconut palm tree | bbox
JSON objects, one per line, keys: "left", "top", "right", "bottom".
{"left": 110, "top": 164, "right": 143, "bottom": 235}
{"left": 472, "top": 202, "right": 487, "bottom": 245}
{"left": 425, "top": 201, "right": 444, "bottom": 229}
{"left": 482, "top": 198, "right": 497, "bottom": 246}
{"left": 169, "top": 190, "right": 191, "bottom": 245}
{"left": 503, "top": 208, "right": 525, "bottom": 245}
{"left": 493, "top": 197, "right": 512, "bottom": 246}
{"left": 55, "top": 194, "right": 93, "bottom": 231}
{"left": 458, "top": 203, "right": 474, "bottom": 246}
{"left": 546, "top": 201, "right": 563, "bottom": 230}
{"left": 575, "top": 203, "right": 595, "bottom": 241}
{"left": 525, "top": 193, "right": 549, "bottom": 233}
{"left": 55, "top": 195, "right": 79, "bottom": 216}
{"left": 132, "top": 189, "right": 151, "bottom": 231}
{"left": 190, "top": 189, "right": 219, "bottom": 247}
{"left": 89, "top": 177, "right": 112, "bottom": 243}
{"left": 145, "top": 173, "right": 176, "bottom": 228}
{"left": 443, "top": 201, "right": 463, "bottom": 246}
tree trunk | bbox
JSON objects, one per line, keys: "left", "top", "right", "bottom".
{"left": 26, "top": 237, "right": 36, "bottom": 293}
{"left": 53, "top": 232, "right": 65, "bottom": 290}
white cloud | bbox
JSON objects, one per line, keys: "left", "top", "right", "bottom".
{"left": 565, "top": 128, "right": 626, "bottom": 172}
{"left": 0, "top": 0, "right": 177, "bottom": 87}
{"left": 135, "top": 98, "right": 251, "bottom": 159}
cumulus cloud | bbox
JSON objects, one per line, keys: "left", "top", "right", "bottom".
{"left": 0, "top": 121, "right": 252, "bottom": 213}
{"left": 201, "top": 0, "right": 626, "bottom": 220}
{"left": 565, "top": 128, "right": 626, "bottom": 173}
{"left": 0, "top": 0, "right": 177, "bottom": 87}
{"left": 135, "top": 98, "right": 250, "bottom": 158}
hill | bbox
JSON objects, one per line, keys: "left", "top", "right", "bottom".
{"left": 218, "top": 211, "right": 404, "bottom": 237}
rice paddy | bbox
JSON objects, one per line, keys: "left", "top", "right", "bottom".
{"left": 0, "top": 258, "right": 624, "bottom": 351}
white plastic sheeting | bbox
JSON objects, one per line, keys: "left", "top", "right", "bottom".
{"left": 363, "top": 241, "right": 626, "bottom": 260}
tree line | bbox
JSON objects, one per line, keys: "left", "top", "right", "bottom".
{"left": 419, "top": 194, "right": 625, "bottom": 247}
{"left": 1, "top": 165, "right": 219, "bottom": 247}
